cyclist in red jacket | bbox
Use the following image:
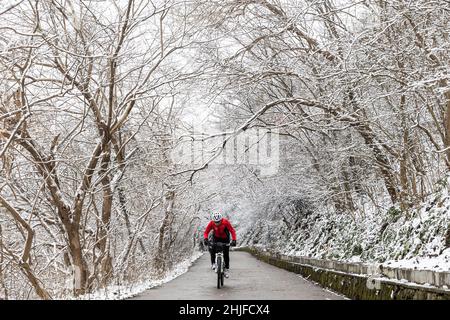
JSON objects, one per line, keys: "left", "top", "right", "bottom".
{"left": 203, "top": 212, "right": 237, "bottom": 277}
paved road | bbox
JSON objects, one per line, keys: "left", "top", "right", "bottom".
{"left": 131, "top": 251, "right": 345, "bottom": 300}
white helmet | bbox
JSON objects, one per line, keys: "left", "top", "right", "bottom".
{"left": 211, "top": 212, "right": 223, "bottom": 222}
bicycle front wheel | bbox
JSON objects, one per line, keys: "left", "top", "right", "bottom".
{"left": 216, "top": 255, "right": 222, "bottom": 289}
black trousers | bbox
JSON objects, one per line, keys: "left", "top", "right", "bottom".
{"left": 209, "top": 239, "right": 230, "bottom": 269}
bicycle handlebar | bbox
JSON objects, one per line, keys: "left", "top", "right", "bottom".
{"left": 208, "top": 242, "right": 230, "bottom": 250}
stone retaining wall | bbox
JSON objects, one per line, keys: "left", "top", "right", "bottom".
{"left": 237, "top": 247, "right": 450, "bottom": 300}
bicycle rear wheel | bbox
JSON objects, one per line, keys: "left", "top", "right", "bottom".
{"left": 216, "top": 256, "right": 222, "bottom": 289}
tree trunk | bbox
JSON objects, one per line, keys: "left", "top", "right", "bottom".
{"left": 97, "top": 140, "right": 113, "bottom": 287}
{"left": 354, "top": 121, "right": 399, "bottom": 204}
{"left": 67, "top": 225, "right": 90, "bottom": 296}
{"left": 443, "top": 88, "right": 450, "bottom": 165}
{"left": 155, "top": 189, "right": 175, "bottom": 273}
{"left": 347, "top": 91, "right": 399, "bottom": 204}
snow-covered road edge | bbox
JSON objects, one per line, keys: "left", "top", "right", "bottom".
{"left": 71, "top": 251, "right": 204, "bottom": 300}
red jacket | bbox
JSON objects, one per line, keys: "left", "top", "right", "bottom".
{"left": 204, "top": 218, "right": 236, "bottom": 241}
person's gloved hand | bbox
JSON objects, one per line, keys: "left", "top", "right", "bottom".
{"left": 230, "top": 240, "right": 237, "bottom": 247}
{"left": 203, "top": 238, "right": 209, "bottom": 246}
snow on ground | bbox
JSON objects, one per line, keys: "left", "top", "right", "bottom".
{"left": 383, "top": 248, "right": 450, "bottom": 272}
{"left": 378, "top": 187, "right": 450, "bottom": 272}
{"left": 72, "top": 251, "right": 204, "bottom": 300}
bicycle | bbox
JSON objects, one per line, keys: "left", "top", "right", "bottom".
{"left": 211, "top": 242, "right": 229, "bottom": 289}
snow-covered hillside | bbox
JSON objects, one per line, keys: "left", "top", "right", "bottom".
{"left": 240, "top": 177, "right": 450, "bottom": 272}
